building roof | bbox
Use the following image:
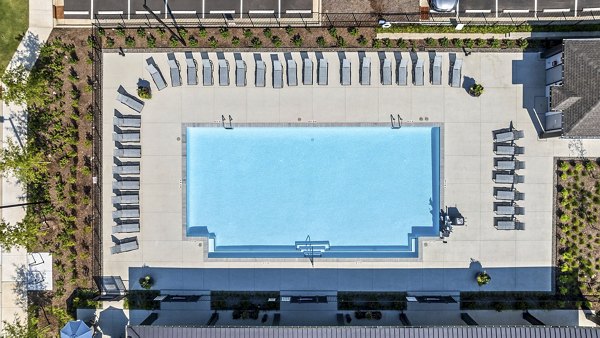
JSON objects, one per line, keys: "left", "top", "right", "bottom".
{"left": 551, "top": 39, "right": 600, "bottom": 138}
{"left": 127, "top": 326, "right": 600, "bottom": 338}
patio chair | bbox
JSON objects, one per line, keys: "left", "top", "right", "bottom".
{"left": 495, "top": 217, "right": 517, "bottom": 230}
{"left": 397, "top": 58, "right": 408, "bottom": 86}
{"left": 113, "top": 164, "right": 140, "bottom": 175}
{"left": 494, "top": 130, "right": 515, "bottom": 142}
{"left": 273, "top": 60, "right": 283, "bottom": 89}
{"left": 451, "top": 59, "right": 462, "bottom": 87}
{"left": 202, "top": 59, "right": 213, "bottom": 86}
{"left": 145, "top": 61, "right": 167, "bottom": 91}
{"left": 112, "top": 207, "right": 140, "bottom": 219}
{"left": 110, "top": 237, "right": 139, "bottom": 254}
{"left": 287, "top": 59, "right": 297, "bottom": 86}
{"left": 113, "top": 132, "right": 140, "bottom": 143}
{"left": 493, "top": 171, "right": 515, "bottom": 184}
{"left": 236, "top": 59, "right": 246, "bottom": 87}
{"left": 185, "top": 52, "right": 198, "bottom": 85}
{"left": 167, "top": 52, "right": 181, "bottom": 87}
{"left": 218, "top": 59, "right": 229, "bottom": 86}
{"left": 116, "top": 92, "right": 144, "bottom": 113}
{"left": 112, "top": 222, "right": 140, "bottom": 234}
{"left": 360, "top": 56, "right": 371, "bottom": 85}
{"left": 112, "top": 193, "right": 139, "bottom": 205}
{"left": 341, "top": 59, "right": 351, "bottom": 86}
{"left": 303, "top": 58, "right": 313, "bottom": 85}
{"left": 113, "top": 116, "right": 141, "bottom": 128}
{"left": 28, "top": 253, "right": 44, "bottom": 266}
{"left": 255, "top": 59, "right": 266, "bottom": 87}
{"left": 381, "top": 58, "right": 392, "bottom": 85}
{"left": 112, "top": 180, "right": 140, "bottom": 191}
{"left": 432, "top": 55, "right": 442, "bottom": 85}
{"left": 317, "top": 58, "right": 328, "bottom": 85}
{"left": 414, "top": 57, "right": 424, "bottom": 86}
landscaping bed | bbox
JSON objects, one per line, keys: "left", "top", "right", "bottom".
{"left": 461, "top": 292, "right": 578, "bottom": 311}
{"left": 211, "top": 291, "right": 280, "bottom": 311}
{"left": 124, "top": 290, "right": 161, "bottom": 310}
{"left": 338, "top": 292, "right": 407, "bottom": 311}
{"left": 377, "top": 23, "right": 600, "bottom": 34}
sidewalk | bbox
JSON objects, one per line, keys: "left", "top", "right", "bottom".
{"left": 0, "top": 0, "right": 53, "bottom": 332}
{"left": 377, "top": 31, "right": 600, "bottom": 40}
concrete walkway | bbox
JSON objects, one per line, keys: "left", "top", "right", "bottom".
{"left": 377, "top": 31, "right": 600, "bottom": 40}
{"left": 0, "top": 0, "right": 53, "bottom": 332}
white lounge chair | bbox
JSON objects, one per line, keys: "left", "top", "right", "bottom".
{"left": 414, "top": 58, "right": 424, "bottom": 86}
{"left": 114, "top": 148, "right": 141, "bottom": 158}
{"left": 451, "top": 59, "right": 463, "bottom": 88}
{"left": 113, "top": 208, "right": 140, "bottom": 219}
{"left": 113, "top": 164, "right": 140, "bottom": 175}
{"left": 112, "top": 222, "right": 140, "bottom": 234}
{"left": 218, "top": 59, "right": 229, "bottom": 86}
{"left": 273, "top": 60, "right": 283, "bottom": 89}
{"left": 202, "top": 59, "right": 213, "bottom": 86}
{"left": 112, "top": 180, "right": 140, "bottom": 190}
{"left": 397, "top": 58, "right": 408, "bottom": 86}
{"left": 113, "top": 132, "right": 140, "bottom": 143}
{"left": 381, "top": 59, "right": 392, "bottom": 85}
{"left": 235, "top": 60, "right": 246, "bottom": 87}
{"left": 317, "top": 58, "right": 328, "bottom": 85}
{"left": 432, "top": 55, "right": 442, "bottom": 85}
{"left": 112, "top": 193, "right": 139, "bottom": 204}
{"left": 113, "top": 116, "right": 141, "bottom": 128}
{"left": 341, "top": 59, "right": 351, "bottom": 86}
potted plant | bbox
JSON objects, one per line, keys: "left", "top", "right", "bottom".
{"left": 137, "top": 86, "right": 151, "bottom": 99}
{"left": 139, "top": 275, "right": 154, "bottom": 289}
{"left": 476, "top": 271, "right": 491, "bottom": 286}
{"left": 469, "top": 83, "right": 484, "bottom": 97}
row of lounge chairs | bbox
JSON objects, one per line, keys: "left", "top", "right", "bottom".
{"left": 111, "top": 108, "right": 141, "bottom": 254}
{"left": 143, "top": 52, "right": 465, "bottom": 89}
{"left": 491, "top": 124, "right": 526, "bottom": 230}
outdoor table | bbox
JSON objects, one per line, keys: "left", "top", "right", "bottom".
{"left": 496, "top": 190, "right": 515, "bottom": 200}
{"left": 496, "top": 160, "right": 516, "bottom": 170}
{"left": 495, "top": 174, "right": 514, "bottom": 184}
{"left": 496, "top": 220, "right": 516, "bottom": 230}
{"left": 495, "top": 131, "right": 515, "bottom": 142}
{"left": 496, "top": 205, "right": 515, "bottom": 215}
{"left": 495, "top": 145, "right": 515, "bottom": 155}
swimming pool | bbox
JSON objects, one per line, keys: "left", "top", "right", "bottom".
{"left": 185, "top": 126, "right": 440, "bottom": 258}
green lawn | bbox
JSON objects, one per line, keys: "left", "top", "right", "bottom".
{"left": 0, "top": 0, "right": 28, "bottom": 72}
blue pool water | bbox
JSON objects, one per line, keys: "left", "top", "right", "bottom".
{"left": 186, "top": 127, "right": 440, "bottom": 257}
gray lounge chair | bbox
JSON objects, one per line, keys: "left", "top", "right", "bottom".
{"left": 303, "top": 58, "right": 313, "bottom": 85}
{"left": 287, "top": 59, "right": 297, "bottom": 86}
{"left": 236, "top": 60, "right": 246, "bottom": 87}
{"left": 341, "top": 59, "right": 351, "bottom": 86}
{"left": 202, "top": 59, "right": 213, "bottom": 86}
{"left": 185, "top": 52, "right": 197, "bottom": 85}
{"left": 113, "top": 207, "right": 140, "bottom": 219}
{"left": 114, "top": 148, "right": 141, "bottom": 158}
{"left": 113, "top": 132, "right": 140, "bottom": 143}
{"left": 494, "top": 188, "right": 515, "bottom": 201}
{"left": 113, "top": 164, "right": 140, "bottom": 175}
{"left": 432, "top": 55, "right": 442, "bottom": 85}
{"left": 317, "top": 58, "right": 328, "bottom": 85}
{"left": 273, "top": 60, "right": 283, "bottom": 89}
{"left": 451, "top": 59, "right": 463, "bottom": 88}
{"left": 360, "top": 57, "right": 371, "bottom": 85}
{"left": 116, "top": 92, "right": 144, "bottom": 113}
{"left": 495, "top": 217, "right": 525, "bottom": 230}
{"left": 113, "top": 116, "right": 141, "bottom": 128}
{"left": 493, "top": 171, "right": 524, "bottom": 184}
{"left": 145, "top": 62, "right": 167, "bottom": 91}
{"left": 494, "top": 144, "right": 515, "bottom": 155}
{"left": 112, "top": 180, "right": 140, "bottom": 190}
{"left": 112, "top": 193, "right": 139, "bottom": 205}
{"left": 112, "top": 222, "right": 140, "bottom": 234}
{"left": 495, "top": 158, "right": 516, "bottom": 170}
{"left": 414, "top": 58, "right": 424, "bottom": 86}
{"left": 110, "top": 237, "right": 139, "bottom": 254}
{"left": 397, "top": 58, "right": 408, "bottom": 86}
{"left": 381, "top": 59, "right": 392, "bottom": 85}
{"left": 494, "top": 203, "right": 515, "bottom": 215}
{"left": 255, "top": 60, "right": 266, "bottom": 87}
{"left": 167, "top": 52, "right": 181, "bottom": 87}
{"left": 218, "top": 59, "right": 229, "bottom": 86}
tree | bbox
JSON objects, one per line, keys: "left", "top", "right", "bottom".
{"left": 0, "top": 65, "right": 49, "bottom": 107}
{"left": 0, "top": 212, "right": 44, "bottom": 251}
{"left": 0, "top": 138, "right": 49, "bottom": 186}
{"left": 2, "top": 314, "right": 50, "bottom": 338}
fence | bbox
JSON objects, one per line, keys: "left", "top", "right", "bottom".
{"left": 91, "top": 27, "right": 103, "bottom": 279}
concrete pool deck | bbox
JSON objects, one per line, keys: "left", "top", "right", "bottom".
{"left": 102, "top": 50, "right": 600, "bottom": 293}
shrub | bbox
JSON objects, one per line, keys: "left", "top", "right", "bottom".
{"left": 504, "top": 39, "right": 516, "bottom": 48}
{"left": 464, "top": 38, "right": 474, "bottom": 49}
{"left": 292, "top": 34, "right": 303, "bottom": 47}
{"left": 560, "top": 214, "right": 570, "bottom": 223}
{"left": 189, "top": 36, "right": 198, "bottom": 47}
{"left": 271, "top": 36, "right": 282, "bottom": 48}
{"left": 348, "top": 27, "right": 359, "bottom": 36}
{"left": 476, "top": 271, "right": 491, "bottom": 286}
{"left": 243, "top": 28, "right": 253, "bottom": 38}
{"left": 357, "top": 35, "right": 368, "bottom": 46}
{"left": 147, "top": 35, "right": 156, "bottom": 48}
{"left": 488, "top": 37, "right": 500, "bottom": 48}
{"left": 251, "top": 37, "right": 262, "bottom": 48}
{"left": 372, "top": 39, "right": 382, "bottom": 49}
{"left": 136, "top": 27, "right": 146, "bottom": 37}
{"left": 452, "top": 38, "right": 463, "bottom": 48}
{"left": 169, "top": 35, "right": 179, "bottom": 47}
{"left": 219, "top": 27, "right": 230, "bottom": 38}
{"left": 336, "top": 36, "right": 347, "bottom": 48}
{"left": 198, "top": 27, "right": 207, "bottom": 38}
{"left": 469, "top": 83, "right": 484, "bottom": 97}
{"left": 263, "top": 27, "right": 272, "bottom": 38}
{"left": 382, "top": 38, "right": 392, "bottom": 48}
{"left": 396, "top": 38, "right": 407, "bottom": 48}
{"left": 475, "top": 38, "right": 486, "bottom": 47}
{"left": 97, "top": 27, "right": 106, "bottom": 36}
{"left": 439, "top": 37, "right": 449, "bottom": 47}
{"left": 209, "top": 36, "right": 218, "bottom": 48}
{"left": 560, "top": 161, "right": 570, "bottom": 171}
{"left": 105, "top": 37, "right": 115, "bottom": 48}
{"left": 115, "top": 26, "right": 126, "bottom": 37}
{"left": 125, "top": 36, "right": 135, "bottom": 48}
{"left": 327, "top": 26, "right": 337, "bottom": 37}
{"left": 139, "top": 275, "right": 154, "bottom": 289}
{"left": 177, "top": 27, "right": 188, "bottom": 39}
{"left": 575, "top": 163, "right": 584, "bottom": 172}
{"left": 316, "top": 36, "right": 326, "bottom": 47}
{"left": 137, "top": 86, "right": 151, "bottom": 99}
{"left": 285, "top": 25, "right": 294, "bottom": 35}
{"left": 517, "top": 38, "right": 529, "bottom": 49}
{"left": 424, "top": 37, "right": 436, "bottom": 46}
{"left": 157, "top": 27, "right": 166, "bottom": 37}
{"left": 492, "top": 301, "right": 505, "bottom": 312}
{"left": 231, "top": 36, "right": 240, "bottom": 47}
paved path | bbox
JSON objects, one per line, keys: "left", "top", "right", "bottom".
{"left": 377, "top": 31, "right": 600, "bottom": 40}
{"left": 0, "top": 0, "right": 53, "bottom": 332}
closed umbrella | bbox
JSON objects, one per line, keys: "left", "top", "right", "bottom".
{"left": 60, "top": 320, "right": 92, "bottom": 338}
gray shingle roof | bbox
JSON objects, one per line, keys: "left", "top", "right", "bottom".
{"left": 551, "top": 39, "right": 600, "bottom": 138}
{"left": 127, "top": 326, "right": 600, "bottom": 338}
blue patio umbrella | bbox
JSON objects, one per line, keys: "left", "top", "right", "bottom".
{"left": 60, "top": 320, "right": 92, "bottom": 338}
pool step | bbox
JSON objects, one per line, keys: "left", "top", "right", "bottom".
{"left": 295, "top": 241, "right": 330, "bottom": 255}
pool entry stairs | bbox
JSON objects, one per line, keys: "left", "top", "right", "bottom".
{"left": 295, "top": 241, "right": 330, "bottom": 256}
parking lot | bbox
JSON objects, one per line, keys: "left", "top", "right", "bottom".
{"left": 63, "top": 0, "right": 315, "bottom": 20}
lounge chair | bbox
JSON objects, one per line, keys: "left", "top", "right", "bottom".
{"left": 202, "top": 59, "right": 213, "bottom": 86}
{"left": 113, "top": 207, "right": 140, "bottom": 219}
{"left": 494, "top": 188, "right": 515, "bottom": 201}
{"left": 493, "top": 171, "right": 524, "bottom": 184}
{"left": 167, "top": 52, "right": 181, "bottom": 87}
{"left": 255, "top": 60, "right": 266, "bottom": 87}
{"left": 317, "top": 58, "right": 328, "bottom": 85}
{"left": 495, "top": 158, "right": 516, "bottom": 170}
{"left": 494, "top": 203, "right": 515, "bottom": 215}
{"left": 273, "top": 60, "right": 283, "bottom": 89}
{"left": 451, "top": 59, "right": 463, "bottom": 88}
{"left": 116, "top": 92, "right": 144, "bottom": 113}
{"left": 287, "top": 59, "right": 297, "bottom": 86}
{"left": 236, "top": 60, "right": 246, "bottom": 87}
{"left": 113, "top": 132, "right": 140, "bottom": 143}
{"left": 113, "top": 164, "right": 140, "bottom": 175}
{"left": 114, "top": 148, "right": 141, "bottom": 158}
{"left": 414, "top": 58, "right": 424, "bottom": 86}
{"left": 113, "top": 116, "right": 141, "bottom": 128}
{"left": 112, "top": 193, "right": 139, "bottom": 205}
{"left": 494, "top": 144, "right": 515, "bottom": 155}
{"left": 397, "top": 58, "right": 408, "bottom": 86}
{"left": 110, "top": 237, "right": 139, "bottom": 254}
{"left": 112, "top": 222, "right": 140, "bottom": 234}
{"left": 495, "top": 217, "right": 525, "bottom": 230}
{"left": 341, "top": 59, "right": 351, "bottom": 86}
{"left": 145, "top": 62, "right": 167, "bottom": 91}
{"left": 218, "top": 59, "right": 229, "bottom": 86}
{"left": 432, "top": 55, "right": 442, "bottom": 85}
{"left": 494, "top": 130, "right": 515, "bottom": 142}
{"left": 112, "top": 180, "right": 140, "bottom": 191}
{"left": 360, "top": 57, "right": 371, "bottom": 85}
{"left": 303, "top": 58, "right": 313, "bottom": 85}
{"left": 185, "top": 52, "right": 197, "bottom": 85}
{"left": 381, "top": 59, "right": 392, "bottom": 85}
